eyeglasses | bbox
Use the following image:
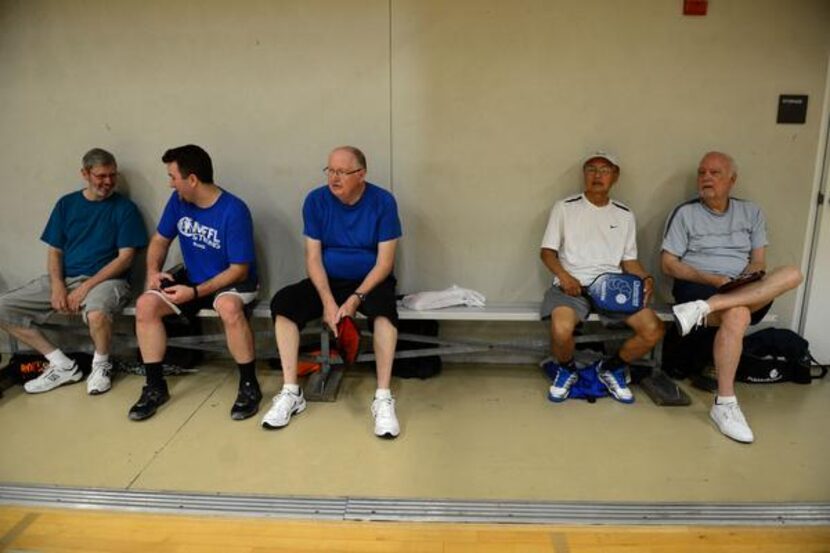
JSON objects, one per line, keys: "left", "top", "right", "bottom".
{"left": 323, "top": 167, "right": 362, "bottom": 178}
{"left": 584, "top": 166, "right": 616, "bottom": 176}
{"left": 90, "top": 171, "right": 117, "bottom": 180}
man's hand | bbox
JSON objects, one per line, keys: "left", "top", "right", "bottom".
{"left": 642, "top": 276, "right": 654, "bottom": 305}
{"left": 322, "top": 298, "right": 341, "bottom": 337}
{"left": 50, "top": 282, "right": 69, "bottom": 313}
{"left": 713, "top": 274, "right": 731, "bottom": 288}
{"left": 558, "top": 273, "right": 582, "bottom": 297}
{"left": 66, "top": 282, "right": 91, "bottom": 312}
{"left": 161, "top": 284, "right": 196, "bottom": 305}
{"left": 335, "top": 294, "right": 360, "bottom": 324}
{"left": 147, "top": 271, "right": 174, "bottom": 291}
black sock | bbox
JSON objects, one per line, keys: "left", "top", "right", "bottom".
{"left": 238, "top": 361, "right": 258, "bottom": 387}
{"left": 606, "top": 354, "right": 626, "bottom": 370}
{"left": 145, "top": 363, "right": 164, "bottom": 388}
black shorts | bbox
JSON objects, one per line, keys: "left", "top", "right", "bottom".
{"left": 672, "top": 279, "right": 772, "bottom": 325}
{"left": 270, "top": 275, "right": 398, "bottom": 330}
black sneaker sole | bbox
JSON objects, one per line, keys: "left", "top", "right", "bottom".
{"left": 230, "top": 405, "right": 260, "bottom": 421}
{"left": 128, "top": 396, "right": 169, "bottom": 421}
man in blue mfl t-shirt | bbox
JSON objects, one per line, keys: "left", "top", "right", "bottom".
{"left": 662, "top": 151, "right": 802, "bottom": 444}
{"left": 0, "top": 148, "right": 148, "bottom": 395}
{"left": 266, "top": 146, "right": 403, "bottom": 439}
{"left": 128, "top": 145, "right": 260, "bottom": 422}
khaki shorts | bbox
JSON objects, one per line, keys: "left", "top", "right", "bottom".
{"left": 0, "top": 275, "right": 130, "bottom": 327}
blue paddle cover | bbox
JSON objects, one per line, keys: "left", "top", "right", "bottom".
{"left": 585, "top": 273, "right": 644, "bottom": 314}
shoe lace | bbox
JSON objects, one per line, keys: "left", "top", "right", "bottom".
{"left": 41, "top": 367, "right": 61, "bottom": 382}
{"left": 273, "top": 389, "right": 298, "bottom": 417}
{"left": 373, "top": 397, "right": 395, "bottom": 421}
{"left": 139, "top": 386, "right": 158, "bottom": 404}
{"left": 720, "top": 403, "right": 747, "bottom": 425}
{"left": 553, "top": 368, "right": 575, "bottom": 388}
{"left": 92, "top": 363, "right": 111, "bottom": 379}
{"left": 686, "top": 303, "right": 708, "bottom": 332}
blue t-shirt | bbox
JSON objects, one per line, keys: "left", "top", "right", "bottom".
{"left": 303, "top": 183, "right": 402, "bottom": 281}
{"left": 40, "top": 190, "right": 148, "bottom": 278}
{"left": 157, "top": 189, "right": 258, "bottom": 285}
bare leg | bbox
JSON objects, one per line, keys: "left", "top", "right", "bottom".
{"left": 0, "top": 322, "right": 56, "bottom": 355}
{"left": 550, "top": 306, "right": 578, "bottom": 362}
{"left": 86, "top": 310, "right": 112, "bottom": 355}
{"left": 373, "top": 316, "right": 397, "bottom": 390}
{"left": 214, "top": 295, "right": 255, "bottom": 364}
{"left": 135, "top": 293, "right": 176, "bottom": 364}
{"left": 706, "top": 266, "right": 802, "bottom": 314}
{"left": 275, "top": 315, "right": 300, "bottom": 386}
{"left": 711, "top": 306, "right": 751, "bottom": 397}
{"left": 620, "top": 308, "right": 665, "bottom": 363}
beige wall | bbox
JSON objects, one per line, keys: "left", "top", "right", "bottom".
{"left": 1, "top": 0, "right": 829, "bottom": 327}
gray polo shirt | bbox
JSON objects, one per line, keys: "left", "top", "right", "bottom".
{"left": 662, "top": 198, "right": 767, "bottom": 278}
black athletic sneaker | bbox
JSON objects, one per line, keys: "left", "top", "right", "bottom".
{"left": 230, "top": 380, "right": 262, "bottom": 420}
{"left": 128, "top": 382, "right": 170, "bottom": 421}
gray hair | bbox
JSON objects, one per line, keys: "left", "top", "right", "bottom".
{"left": 332, "top": 145, "right": 367, "bottom": 171}
{"left": 703, "top": 151, "right": 738, "bottom": 178}
{"left": 82, "top": 148, "right": 116, "bottom": 170}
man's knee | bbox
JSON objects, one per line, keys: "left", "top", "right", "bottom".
{"left": 215, "top": 295, "right": 246, "bottom": 326}
{"left": 86, "top": 309, "right": 111, "bottom": 329}
{"left": 135, "top": 292, "right": 166, "bottom": 324}
{"left": 777, "top": 265, "right": 803, "bottom": 291}
{"left": 634, "top": 311, "right": 665, "bottom": 346}
{"left": 720, "top": 306, "right": 751, "bottom": 331}
{"left": 550, "top": 308, "right": 577, "bottom": 340}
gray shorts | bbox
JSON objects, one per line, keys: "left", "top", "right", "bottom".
{"left": 0, "top": 274, "right": 130, "bottom": 327}
{"left": 541, "top": 285, "right": 592, "bottom": 321}
{"left": 540, "top": 284, "right": 629, "bottom": 325}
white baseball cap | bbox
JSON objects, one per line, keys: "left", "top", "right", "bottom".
{"left": 582, "top": 150, "right": 620, "bottom": 168}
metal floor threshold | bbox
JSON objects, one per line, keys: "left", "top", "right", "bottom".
{"left": 1, "top": 484, "right": 828, "bottom": 526}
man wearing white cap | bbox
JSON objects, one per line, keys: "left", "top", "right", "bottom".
{"left": 539, "top": 151, "right": 664, "bottom": 404}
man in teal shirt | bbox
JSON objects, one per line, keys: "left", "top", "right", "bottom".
{"left": 0, "top": 148, "right": 148, "bottom": 395}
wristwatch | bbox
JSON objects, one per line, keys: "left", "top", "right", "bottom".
{"left": 353, "top": 291, "right": 367, "bottom": 303}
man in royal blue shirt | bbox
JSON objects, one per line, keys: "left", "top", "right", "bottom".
{"left": 266, "top": 146, "right": 403, "bottom": 438}
{"left": 0, "top": 148, "right": 148, "bottom": 395}
{"left": 129, "top": 145, "right": 260, "bottom": 422}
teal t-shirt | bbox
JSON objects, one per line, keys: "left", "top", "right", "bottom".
{"left": 40, "top": 190, "right": 148, "bottom": 278}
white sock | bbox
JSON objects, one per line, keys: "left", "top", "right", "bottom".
{"left": 698, "top": 300, "right": 713, "bottom": 316}
{"left": 375, "top": 388, "right": 392, "bottom": 400}
{"left": 283, "top": 384, "right": 301, "bottom": 395}
{"left": 93, "top": 351, "right": 110, "bottom": 365}
{"left": 45, "top": 349, "right": 74, "bottom": 369}
{"left": 716, "top": 395, "right": 737, "bottom": 405}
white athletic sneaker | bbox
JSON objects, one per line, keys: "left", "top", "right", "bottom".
{"left": 261, "top": 389, "right": 306, "bottom": 429}
{"left": 672, "top": 300, "right": 711, "bottom": 336}
{"left": 86, "top": 360, "right": 113, "bottom": 395}
{"left": 371, "top": 396, "right": 400, "bottom": 439}
{"left": 710, "top": 402, "right": 754, "bottom": 443}
{"left": 23, "top": 362, "right": 82, "bottom": 393}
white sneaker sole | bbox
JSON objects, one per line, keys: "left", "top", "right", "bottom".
{"left": 24, "top": 371, "right": 83, "bottom": 394}
{"left": 261, "top": 401, "right": 306, "bottom": 430}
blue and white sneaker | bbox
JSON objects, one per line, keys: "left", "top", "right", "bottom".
{"left": 547, "top": 363, "right": 577, "bottom": 403}
{"left": 597, "top": 360, "right": 634, "bottom": 403}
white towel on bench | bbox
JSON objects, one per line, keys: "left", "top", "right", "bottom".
{"left": 400, "top": 285, "right": 486, "bottom": 310}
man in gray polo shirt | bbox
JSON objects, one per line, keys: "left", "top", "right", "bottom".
{"left": 661, "top": 151, "right": 802, "bottom": 444}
